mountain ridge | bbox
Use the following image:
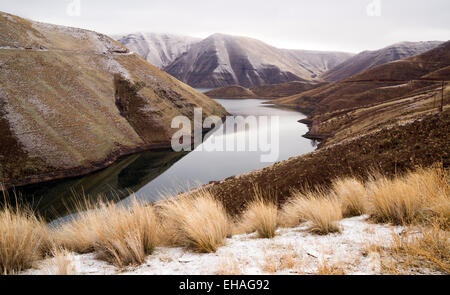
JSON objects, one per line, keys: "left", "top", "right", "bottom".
{"left": 270, "top": 40, "right": 450, "bottom": 115}
{"left": 115, "top": 32, "right": 201, "bottom": 68}
{"left": 321, "top": 41, "right": 444, "bottom": 82}
{"left": 164, "top": 33, "right": 353, "bottom": 88}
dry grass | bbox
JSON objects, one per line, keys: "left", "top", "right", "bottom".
{"left": 47, "top": 248, "right": 76, "bottom": 275}
{"left": 54, "top": 199, "right": 158, "bottom": 268}
{"left": 388, "top": 223, "right": 449, "bottom": 274}
{"left": 261, "top": 244, "right": 302, "bottom": 274}
{"left": 332, "top": 177, "right": 368, "bottom": 217}
{"left": 365, "top": 222, "right": 449, "bottom": 274}
{"left": 367, "top": 167, "right": 449, "bottom": 226}
{"left": 280, "top": 191, "right": 342, "bottom": 235}
{"left": 215, "top": 256, "right": 244, "bottom": 275}
{"left": 240, "top": 198, "right": 278, "bottom": 239}
{"left": 0, "top": 205, "right": 49, "bottom": 274}
{"left": 157, "top": 191, "right": 230, "bottom": 253}
{"left": 1, "top": 166, "right": 448, "bottom": 274}
{"left": 316, "top": 260, "right": 346, "bottom": 275}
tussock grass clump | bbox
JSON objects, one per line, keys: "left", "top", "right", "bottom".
{"left": 332, "top": 177, "right": 368, "bottom": 217}
{"left": 367, "top": 167, "right": 449, "bottom": 226}
{"left": 0, "top": 205, "right": 49, "bottom": 274}
{"left": 316, "top": 260, "right": 346, "bottom": 275}
{"left": 158, "top": 191, "right": 229, "bottom": 253}
{"left": 369, "top": 221, "right": 450, "bottom": 274}
{"left": 390, "top": 224, "right": 450, "bottom": 274}
{"left": 240, "top": 198, "right": 278, "bottom": 239}
{"left": 54, "top": 199, "right": 158, "bottom": 268}
{"left": 280, "top": 191, "right": 342, "bottom": 235}
{"left": 47, "top": 248, "right": 76, "bottom": 275}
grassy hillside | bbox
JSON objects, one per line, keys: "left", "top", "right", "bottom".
{"left": 205, "top": 81, "right": 326, "bottom": 99}
{"left": 0, "top": 12, "right": 227, "bottom": 189}
{"left": 321, "top": 41, "right": 443, "bottom": 82}
{"left": 271, "top": 41, "right": 450, "bottom": 115}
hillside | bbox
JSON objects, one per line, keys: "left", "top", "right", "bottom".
{"left": 0, "top": 12, "right": 227, "bottom": 189}
{"left": 321, "top": 41, "right": 443, "bottom": 81}
{"left": 204, "top": 85, "right": 258, "bottom": 98}
{"left": 271, "top": 41, "right": 450, "bottom": 115}
{"left": 205, "top": 81, "right": 326, "bottom": 99}
{"left": 164, "top": 33, "right": 353, "bottom": 88}
{"left": 115, "top": 32, "right": 200, "bottom": 68}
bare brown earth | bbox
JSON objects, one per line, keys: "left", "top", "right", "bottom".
{"left": 205, "top": 81, "right": 326, "bottom": 99}
{"left": 0, "top": 12, "right": 227, "bottom": 189}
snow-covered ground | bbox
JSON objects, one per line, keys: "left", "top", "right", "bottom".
{"left": 23, "top": 216, "right": 403, "bottom": 275}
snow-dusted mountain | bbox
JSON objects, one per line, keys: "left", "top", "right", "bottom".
{"left": 164, "top": 33, "right": 354, "bottom": 88}
{"left": 321, "top": 41, "right": 444, "bottom": 81}
{"left": 115, "top": 32, "right": 201, "bottom": 68}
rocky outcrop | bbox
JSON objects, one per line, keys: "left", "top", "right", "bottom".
{"left": 0, "top": 12, "right": 227, "bottom": 189}
{"left": 164, "top": 33, "right": 353, "bottom": 88}
{"left": 321, "top": 41, "right": 443, "bottom": 82}
{"left": 115, "top": 32, "right": 200, "bottom": 68}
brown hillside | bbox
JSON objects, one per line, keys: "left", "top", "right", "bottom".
{"left": 202, "top": 110, "right": 450, "bottom": 216}
{"left": 205, "top": 81, "right": 326, "bottom": 99}
{"left": 0, "top": 12, "right": 227, "bottom": 189}
{"left": 204, "top": 85, "right": 257, "bottom": 98}
{"left": 321, "top": 41, "right": 443, "bottom": 82}
{"left": 271, "top": 41, "right": 450, "bottom": 115}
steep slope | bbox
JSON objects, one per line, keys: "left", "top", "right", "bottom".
{"left": 322, "top": 41, "right": 443, "bottom": 82}
{"left": 271, "top": 41, "right": 450, "bottom": 115}
{"left": 205, "top": 81, "right": 326, "bottom": 99}
{"left": 0, "top": 12, "right": 227, "bottom": 189}
{"left": 115, "top": 32, "right": 200, "bottom": 68}
{"left": 165, "top": 33, "right": 353, "bottom": 88}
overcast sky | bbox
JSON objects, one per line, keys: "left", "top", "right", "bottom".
{"left": 0, "top": 0, "right": 449, "bottom": 53}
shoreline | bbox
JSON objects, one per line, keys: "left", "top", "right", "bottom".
{"left": 1, "top": 122, "right": 225, "bottom": 192}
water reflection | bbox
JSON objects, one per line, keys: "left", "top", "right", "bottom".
{"left": 4, "top": 150, "right": 187, "bottom": 221}
{"left": 4, "top": 98, "right": 315, "bottom": 221}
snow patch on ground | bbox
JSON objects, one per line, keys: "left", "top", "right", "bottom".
{"left": 102, "top": 55, "right": 131, "bottom": 80}
{"left": 23, "top": 216, "right": 402, "bottom": 275}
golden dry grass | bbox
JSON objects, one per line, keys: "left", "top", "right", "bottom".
{"left": 240, "top": 198, "right": 278, "bottom": 239}
{"left": 0, "top": 205, "right": 49, "bottom": 274}
{"left": 332, "top": 177, "right": 368, "bottom": 217}
{"left": 1, "top": 166, "right": 448, "bottom": 274}
{"left": 54, "top": 199, "right": 158, "bottom": 268}
{"left": 47, "top": 248, "right": 76, "bottom": 275}
{"left": 157, "top": 191, "right": 230, "bottom": 253}
{"left": 367, "top": 167, "right": 449, "bottom": 226}
{"left": 388, "top": 225, "right": 449, "bottom": 274}
{"left": 215, "top": 255, "right": 244, "bottom": 275}
{"left": 366, "top": 222, "right": 449, "bottom": 274}
{"left": 280, "top": 191, "right": 343, "bottom": 235}
{"left": 316, "top": 260, "right": 346, "bottom": 275}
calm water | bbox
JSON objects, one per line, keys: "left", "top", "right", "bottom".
{"left": 7, "top": 99, "right": 315, "bottom": 220}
